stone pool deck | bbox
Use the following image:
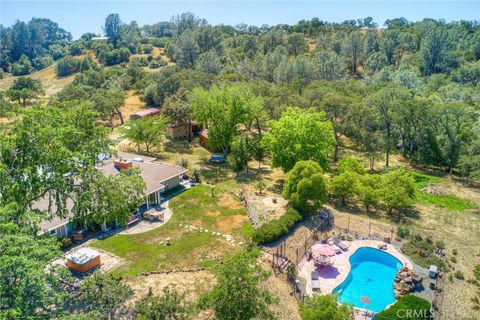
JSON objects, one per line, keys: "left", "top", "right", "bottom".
{"left": 297, "top": 239, "right": 413, "bottom": 296}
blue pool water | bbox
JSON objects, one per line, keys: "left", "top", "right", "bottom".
{"left": 333, "top": 247, "right": 403, "bottom": 312}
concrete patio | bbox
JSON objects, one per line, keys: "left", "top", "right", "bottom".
{"left": 297, "top": 239, "right": 413, "bottom": 296}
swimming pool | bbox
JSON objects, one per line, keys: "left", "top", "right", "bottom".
{"left": 332, "top": 247, "right": 403, "bottom": 312}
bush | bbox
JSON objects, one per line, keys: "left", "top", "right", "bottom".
{"left": 68, "top": 41, "right": 85, "bottom": 56}
{"left": 59, "top": 237, "right": 72, "bottom": 249}
{"left": 252, "top": 208, "right": 302, "bottom": 243}
{"left": 32, "top": 56, "right": 53, "bottom": 70}
{"left": 142, "top": 44, "right": 154, "bottom": 54}
{"left": 57, "top": 56, "right": 80, "bottom": 76}
{"left": 397, "top": 225, "right": 410, "bottom": 239}
{"left": 454, "top": 270, "right": 465, "bottom": 280}
{"left": 12, "top": 55, "right": 34, "bottom": 75}
{"left": 102, "top": 48, "right": 131, "bottom": 66}
{"left": 176, "top": 158, "right": 189, "bottom": 169}
{"left": 377, "top": 295, "right": 431, "bottom": 320}
{"left": 149, "top": 57, "right": 166, "bottom": 69}
{"left": 150, "top": 37, "right": 170, "bottom": 48}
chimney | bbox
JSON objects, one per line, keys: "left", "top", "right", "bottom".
{"left": 114, "top": 159, "right": 133, "bottom": 170}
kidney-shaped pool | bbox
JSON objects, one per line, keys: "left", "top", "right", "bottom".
{"left": 332, "top": 247, "right": 403, "bottom": 312}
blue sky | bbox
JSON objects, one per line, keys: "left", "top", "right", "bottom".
{"left": 1, "top": 1, "right": 479, "bottom": 39}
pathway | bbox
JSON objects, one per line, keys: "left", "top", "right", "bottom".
{"left": 170, "top": 220, "right": 244, "bottom": 246}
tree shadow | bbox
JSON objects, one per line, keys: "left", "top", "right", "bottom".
{"left": 163, "top": 140, "right": 193, "bottom": 154}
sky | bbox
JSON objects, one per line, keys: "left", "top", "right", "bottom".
{"left": 1, "top": 0, "right": 479, "bottom": 39}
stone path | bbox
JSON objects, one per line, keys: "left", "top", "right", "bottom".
{"left": 170, "top": 221, "right": 244, "bottom": 246}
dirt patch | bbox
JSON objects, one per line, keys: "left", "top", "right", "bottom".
{"left": 206, "top": 211, "right": 221, "bottom": 217}
{"left": 125, "top": 270, "right": 216, "bottom": 303}
{"left": 261, "top": 262, "right": 301, "bottom": 320}
{"left": 215, "top": 215, "right": 248, "bottom": 233}
{"left": 218, "top": 193, "right": 243, "bottom": 210}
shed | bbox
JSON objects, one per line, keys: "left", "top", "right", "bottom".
{"left": 66, "top": 248, "right": 101, "bottom": 273}
{"left": 129, "top": 108, "right": 160, "bottom": 120}
{"left": 199, "top": 129, "right": 224, "bottom": 152}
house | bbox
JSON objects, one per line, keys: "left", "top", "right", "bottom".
{"left": 166, "top": 122, "right": 200, "bottom": 140}
{"left": 37, "top": 151, "right": 187, "bottom": 237}
{"left": 129, "top": 108, "right": 160, "bottom": 120}
{"left": 91, "top": 36, "right": 109, "bottom": 42}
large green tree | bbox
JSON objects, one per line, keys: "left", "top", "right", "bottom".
{"left": 283, "top": 160, "right": 329, "bottom": 213}
{"left": 299, "top": 294, "right": 353, "bottom": 320}
{"left": 121, "top": 115, "right": 169, "bottom": 153}
{"left": 191, "top": 85, "right": 263, "bottom": 157}
{"left": 200, "top": 249, "right": 276, "bottom": 320}
{"left": 137, "top": 287, "right": 190, "bottom": 320}
{"left": 262, "top": 107, "right": 335, "bottom": 172}
{"left": 81, "top": 271, "right": 133, "bottom": 320}
{"left": 5, "top": 76, "right": 44, "bottom": 106}
{"left": 367, "top": 84, "right": 410, "bottom": 167}
{"left": 104, "top": 13, "right": 122, "bottom": 46}
{"left": 0, "top": 234, "right": 72, "bottom": 319}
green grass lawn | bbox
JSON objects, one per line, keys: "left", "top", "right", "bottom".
{"left": 91, "top": 185, "right": 253, "bottom": 276}
{"left": 407, "top": 170, "right": 476, "bottom": 211}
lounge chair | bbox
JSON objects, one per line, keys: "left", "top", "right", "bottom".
{"left": 311, "top": 271, "right": 320, "bottom": 291}
{"left": 332, "top": 236, "right": 348, "bottom": 251}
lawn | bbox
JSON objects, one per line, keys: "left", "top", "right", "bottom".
{"left": 91, "top": 185, "right": 253, "bottom": 276}
{"left": 408, "top": 170, "right": 476, "bottom": 211}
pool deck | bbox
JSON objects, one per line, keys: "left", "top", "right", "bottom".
{"left": 297, "top": 239, "right": 413, "bottom": 296}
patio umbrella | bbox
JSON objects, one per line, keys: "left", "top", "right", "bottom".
{"left": 311, "top": 243, "right": 336, "bottom": 257}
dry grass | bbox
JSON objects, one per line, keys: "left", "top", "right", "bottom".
{"left": 0, "top": 62, "right": 75, "bottom": 99}
{"left": 125, "top": 270, "right": 216, "bottom": 304}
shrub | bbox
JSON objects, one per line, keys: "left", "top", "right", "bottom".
{"left": 397, "top": 225, "right": 410, "bottom": 239}
{"left": 142, "top": 44, "right": 154, "bottom": 54}
{"left": 68, "top": 41, "right": 85, "bottom": 56}
{"left": 377, "top": 295, "right": 431, "bottom": 320}
{"left": 454, "top": 270, "right": 465, "bottom": 280}
{"left": 32, "top": 56, "right": 53, "bottom": 70}
{"left": 176, "top": 158, "right": 189, "bottom": 169}
{"left": 452, "top": 248, "right": 458, "bottom": 255}
{"left": 150, "top": 37, "right": 170, "bottom": 48}
{"left": 49, "top": 44, "right": 66, "bottom": 60}
{"left": 252, "top": 208, "right": 302, "bottom": 243}
{"left": 12, "top": 55, "right": 34, "bottom": 75}
{"left": 60, "top": 237, "right": 72, "bottom": 249}
{"left": 149, "top": 58, "right": 166, "bottom": 69}
{"left": 450, "top": 256, "right": 457, "bottom": 263}
{"left": 102, "top": 48, "right": 131, "bottom": 66}
{"left": 57, "top": 56, "right": 80, "bottom": 76}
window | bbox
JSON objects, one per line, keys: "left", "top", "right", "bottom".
{"left": 49, "top": 229, "right": 57, "bottom": 236}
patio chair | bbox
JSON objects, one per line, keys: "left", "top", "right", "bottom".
{"left": 332, "top": 236, "right": 348, "bottom": 251}
{"left": 332, "top": 244, "right": 342, "bottom": 254}
{"left": 311, "top": 271, "right": 320, "bottom": 291}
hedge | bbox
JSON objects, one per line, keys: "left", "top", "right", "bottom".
{"left": 376, "top": 295, "right": 431, "bottom": 320}
{"left": 252, "top": 207, "right": 302, "bottom": 244}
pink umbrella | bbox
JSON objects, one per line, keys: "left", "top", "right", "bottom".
{"left": 311, "top": 243, "right": 336, "bottom": 257}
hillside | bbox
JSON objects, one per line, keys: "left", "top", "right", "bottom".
{"left": 0, "top": 62, "right": 76, "bottom": 99}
